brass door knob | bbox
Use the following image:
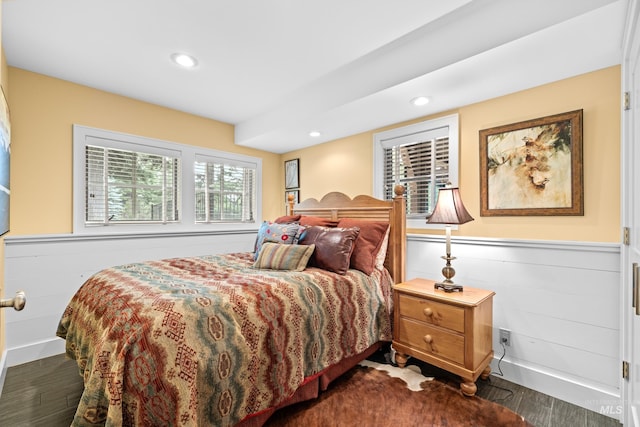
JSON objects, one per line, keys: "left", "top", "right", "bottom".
{"left": 0, "top": 291, "right": 26, "bottom": 311}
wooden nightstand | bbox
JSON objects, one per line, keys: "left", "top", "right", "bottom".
{"left": 392, "top": 278, "right": 495, "bottom": 396}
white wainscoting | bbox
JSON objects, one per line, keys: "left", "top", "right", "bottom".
{"left": 1, "top": 231, "right": 622, "bottom": 419}
{"left": 1, "top": 230, "right": 257, "bottom": 369}
{"left": 406, "top": 233, "right": 621, "bottom": 419}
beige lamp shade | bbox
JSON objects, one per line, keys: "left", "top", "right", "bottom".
{"left": 427, "top": 187, "right": 474, "bottom": 225}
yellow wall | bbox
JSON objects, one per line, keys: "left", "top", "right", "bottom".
{"left": 285, "top": 66, "right": 621, "bottom": 243}
{"left": 8, "top": 68, "right": 283, "bottom": 235}
{"left": 284, "top": 132, "right": 374, "bottom": 202}
{"left": 5, "top": 64, "right": 621, "bottom": 241}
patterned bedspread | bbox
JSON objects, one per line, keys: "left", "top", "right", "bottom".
{"left": 56, "top": 252, "right": 392, "bottom": 426}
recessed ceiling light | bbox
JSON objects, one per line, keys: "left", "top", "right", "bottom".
{"left": 309, "top": 130, "right": 321, "bottom": 137}
{"left": 411, "top": 96, "right": 430, "bottom": 106}
{"left": 171, "top": 53, "right": 198, "bottom": 68}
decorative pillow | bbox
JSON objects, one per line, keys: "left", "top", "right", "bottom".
{"left": 374, "top": 225, "right": 391, "bottom": 271}
{"left": 254, "top": 242, "right": 315, "bottom": 271}
{"left": 299, "top": 215, "right": 339, "bottom": 227}
{"left": 274, "top": 214, "right": 301, "bottom": 224}
{"left": 299, "top": 226, "right": 360, "bottom": 274}
{"left": 254, "top": 221, "right": 304, "bottom": 259}
{"left": 337, "top": 219, "right": 390, "bottom": 275}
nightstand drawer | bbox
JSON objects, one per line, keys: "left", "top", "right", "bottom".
{"left": 397, "top": 317, "right": 465, "bottom": 365}
{"left": 397, "top": 292, "right": 465, "bottom": 333}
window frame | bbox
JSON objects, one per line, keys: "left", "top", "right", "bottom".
{"left": 84, "top": 143, "right": 182, "bottom": 225}
{"left": 373, "top": 114, "right": 459, "bottom": 230}
{"left": 73, "top": 125, "right": 262, "bottom": 234}
{"left": 194, "top": 153, "right": 257, "bottom": 224}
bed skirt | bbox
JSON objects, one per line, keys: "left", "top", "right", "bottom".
{"left": 238, "top": 342, "right": 385, "bottom": 427}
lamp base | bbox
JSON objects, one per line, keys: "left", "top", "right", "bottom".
{"left": 436, "top": 255, "right": 463, "bottom": 292}
{"left": 434, "top": 281, "right": 464, "bottom": 293}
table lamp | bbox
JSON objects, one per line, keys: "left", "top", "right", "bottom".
{"left": 426, "top": 184, "right": 474, "bottom": 292}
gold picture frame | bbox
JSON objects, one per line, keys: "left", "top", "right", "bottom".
{"left": 479, "top": 109, "right": 583, "bottom": 216}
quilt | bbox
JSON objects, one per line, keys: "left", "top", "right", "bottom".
{"left": 56, "top": 252, "right": 392, "bottom": 426}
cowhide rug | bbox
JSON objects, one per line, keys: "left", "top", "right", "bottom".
{"left": 265, "top": 360, "right": 532, "bottom": 427}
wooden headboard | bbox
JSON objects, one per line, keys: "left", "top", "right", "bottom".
{"left": 287, "top": 186, "right": 406, "bottom": 284}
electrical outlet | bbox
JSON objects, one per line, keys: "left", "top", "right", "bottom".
{"left": 499, "top": 328, "right": 511, "bottom": 346}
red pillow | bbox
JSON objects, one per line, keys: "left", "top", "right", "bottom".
{"left": 299, "top": 226, "right": 360, "bottom": 274}
{"left": 337, "top": 218, "right": 390, "bottom": 275}
{"left": 299, "top": 215, "right": 339, "bottom": 227}
{"left": 274, "top": 214, "right": 301, "bottom": 224}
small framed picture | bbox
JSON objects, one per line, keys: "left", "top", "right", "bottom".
{"left": 285, "top": 158, "right": 299, "bottom": 189}
{"left": 285, "top": 190, "right": 299, "bottom": 205}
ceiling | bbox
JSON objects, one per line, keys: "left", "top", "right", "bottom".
{"left": 2, "top": 0, "right": 628, "bottom": 154}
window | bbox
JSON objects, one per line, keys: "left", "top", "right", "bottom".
{"left": 373, "top": 114, "right": 459, "bottom": 229}
{"left": 74, "top": 125, "right": 262, "bottom": 234}
{"left": 85, "top": 145, "right": 181, "bottom": 224}
{"left": 194, "top": 155, "right": 256, "bottom": 223}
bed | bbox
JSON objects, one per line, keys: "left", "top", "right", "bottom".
{"left": 56, "top": 187, "right": 406, "bottom": 427}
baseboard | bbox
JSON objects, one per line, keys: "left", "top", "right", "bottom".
{"left": 491, "top": 355, "right": 621, "bottom": 421}
{"left": 0, "top": 350, "right": 7, "bottom": 397}
{"left": 5, "top": 338, "right": 66, "bottom": 368}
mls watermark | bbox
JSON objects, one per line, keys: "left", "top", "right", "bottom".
{"left": 598, "top": 405, "right": 623, "bottom": 415}
{"left": 585, "top": 400, "right": 623, "bottom": 416}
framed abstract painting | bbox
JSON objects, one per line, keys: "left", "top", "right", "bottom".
{"left": 479, "top": 109, "right": 583, "bottom": 216}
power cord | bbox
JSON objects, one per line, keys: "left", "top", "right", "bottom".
{"left": 495, "top": 339, "right": 506, "bottom": 377}
{"left": 482, "top": 341, "right": 514, "bottom": 403}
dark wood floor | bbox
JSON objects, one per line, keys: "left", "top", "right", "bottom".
{"left": 0, "top": 353, "right": 622, "bottom": 427}
{"left": 475, "top": 374, "right": 621, "bottom": 427}
{"left": 0, "top": 354, "right": 83, "bottom": 427}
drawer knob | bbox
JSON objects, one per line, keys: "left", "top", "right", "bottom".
{"left": 423, "top": 307, "right": 433, "bottom": 317}
{"left": 423, "top": 334, "right": 435, "bottom": 352}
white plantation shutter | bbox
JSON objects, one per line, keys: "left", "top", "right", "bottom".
{"left": 85, "top": 145, "right": 180, "bottom": 224}
{"left": 374, "top": 115, "right": 459, "bottom": 227}
{"left": 74, "top": 125, "right": 263, "bottom": 233}
{"left": 194, "top": 155, "right": 257, "bottom": 223}
{"left": 382, "top": 134, "right": 450, "bottom": 218}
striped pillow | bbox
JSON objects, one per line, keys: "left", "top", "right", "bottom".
{"left": 254, "top": 242, "right": 315, "bottom": 271}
